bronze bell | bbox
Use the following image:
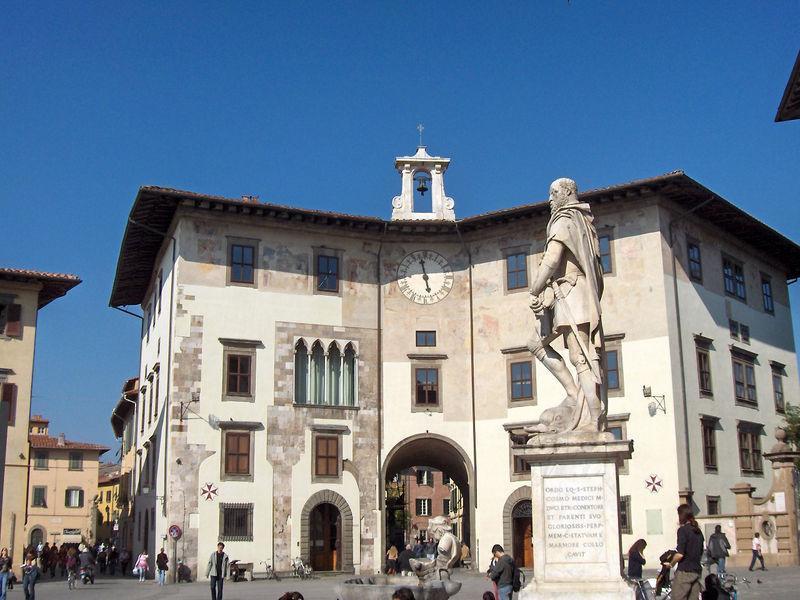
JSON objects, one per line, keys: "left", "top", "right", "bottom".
{"left": 415, "top": 173, "right": 430, "bottom": 196}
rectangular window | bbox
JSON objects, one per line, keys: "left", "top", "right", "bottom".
{"left": 506, "top": 253, "right": 528, "bottom": 290}
{"left": 65, "top": 488, "right": 84, "bottom": 508}
{"left": 154, "top": 370, "right": 160, "bottom": 416}
{"left": 1, "top": 303, "right": 22, "bottom": 337}
{"left": 687, "top": 242, "right": 703, "bottom": 282}
{"left": 0, "top": 383, "right": 16, "bottom": 426}
{"left": 33, "top": 450, "right": 48, "bottom": 470}
{"left": 443, "top": 499, "right": 451, "bottom": 514}
{"left": 416, "top": 468, "right": 432, "bottom": 486}
{"left": 224, "top": 432, "right": 251, "bottom": 476}
{"left": 729, "top": 319, "right": 739, "bottom": 339}
{"left": 738, "top": 424, "right": 763, "bottom": 475}
{"left": 147, "top": 381, "right": 153, "bottom": 425}
{"left": 608, "top": 426, "right": 623, "bottom": 440}
{"left": 619, "top": 495, "right": 632, "bottom": 535}
{"left": 599, "top": 234, "right": 613, "bottom": 274}
{"left": 773, "top": 370, "right": 785, "bottom": 413}
{"left": 230, "top": 244, "right": 255, "bottom": 284}
{"left": 606, "top": 349, "right": 620, "bottom": 390}
{"left": 762, "top": 277, "right": 774, "bottom": 314}
{"left": 106, "top": 490, "right": 112, "bottom": 502}
{"left": 740, "top": 324, "right": 750, "bottom": 344}
{"left": 723, "top": 257, "right": 746, "bottom": 300}
{"left": 69, "top": 452, "right": 83, "bottom": 471}
{"left": 607, "top": 416, "right": 629, "bottom": 474}
{"left": 314, "top": 435, "right": 339, "bottom": 477}
{"left": 220, "top": 503, "right": 253, "bottom": 541}
{"left": 442, "top": 473, "right": 451, "bottom": 485}
{"left": 701, "top": 419, "right": 717, "bottom": 471}
{"left": 509, "top": 361, "right": 533, "bottom": 400}
{"left": 146, "top": 304, "right": 151, "bottom": 342}
{"left": 226, "top": 354, "right": 252, "bottom": 396}
{"left": 415, "top": 368, "right": 439, "bottom": 406}
{"left": 732, "top": 357, "right": 757, "bottom": 405}
{"left": 707, "top": 496, "right": 720, "bottom": 516}
{"left": 415, "top": 331, "right": 436, "bottom": 347}
{"left": 316, "top": 254, "right": 339, "bottom": 292}
{"left": 415, "top": 498, "right": 432, "bottom": 517}
{"left": 157, "top": 270, "right": 163, "bottom": 314}
{"left": 32, "top": 486, "right": 46, "bottom": 507}
{"left": 697, "top": 348, "right": 713, "bottom": 396}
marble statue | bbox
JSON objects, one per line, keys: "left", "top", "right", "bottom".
{"left": 409, "top": 516, "right": 460, "bottom": 581}
{"left": 526, "top": 178, "right": 606, "bottom": 435}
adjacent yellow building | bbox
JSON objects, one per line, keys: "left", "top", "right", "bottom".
{"left": 96, "top": 462, "right": 121, "bottom": 542}
{"left": 0, "top": 267, "right": 80, "bottom": 567}
{"left": 26, "top": 416, "right": 109, "bottom": 547}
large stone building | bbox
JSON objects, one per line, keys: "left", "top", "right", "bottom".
{"left": 109, "top": 147, "right": 800, "bottom": 576}
{"left": 0, "top": 267, "right": 80, "bottom": 567}
{"left": 26, "top": 416, "right": 109, "bottom": 547}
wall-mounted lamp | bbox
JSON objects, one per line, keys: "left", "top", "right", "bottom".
{"left": 642, "top": 385, "right": 667, "bottom": 416}
{"left": 179, "top": 391, "right": 200, "bottom": 422}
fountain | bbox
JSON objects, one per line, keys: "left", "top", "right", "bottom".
{"left": 336, "top": 516, "right": 463, "bottom": 600}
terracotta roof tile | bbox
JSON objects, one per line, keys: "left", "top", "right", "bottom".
{"left": 29, "top": 434, "right": 109, "bottom": 453}
{"left": 0, "top": 267, "right": 81, "bottom": 308}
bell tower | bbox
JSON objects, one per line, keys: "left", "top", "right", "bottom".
{"left": 391, "top": 142, "right": 455, "bottom": 221}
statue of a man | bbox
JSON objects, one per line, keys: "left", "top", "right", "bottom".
{"left": 526, "top": 178, "right": 605, "bottom": 434}
{"left": 409, "top": 516, "right": 460, "bottom": 581}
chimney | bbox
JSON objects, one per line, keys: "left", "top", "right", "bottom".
{"left": 241, "top": 195, "right": 260, "bottom": 204}
{"left": 57, "top": 433, "right": 65, "bottom": 447}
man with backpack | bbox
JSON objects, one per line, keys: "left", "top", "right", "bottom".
{"left": 707, "top": 525, "right": 731, "bottom": 576}
{"left": 488, "top": 544, "right": 521, "bottom": 599}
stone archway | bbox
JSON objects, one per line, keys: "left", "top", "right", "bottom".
{"left": 29, "top": 526, "right": 46, "bottom": 547}
{"left": 381, "top": 434, "right": 475, "bottom": 557}
{"left": 300, "top": 490, "right": 353, "bottom": 571}
{"left": 503, "top": 485, "right": 532, "bottom": 562}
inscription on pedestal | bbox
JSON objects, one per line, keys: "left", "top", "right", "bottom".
{"left": 543, "top": 475, "right": 606, "bottom": 563}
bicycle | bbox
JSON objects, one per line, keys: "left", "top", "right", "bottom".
{"left": 721, "top": 573, "right": 751, "bottom": 599}
{"left": 291, "top": 557, "right": 313, "bottom": 579}
{"left": 259, "top": 560, "right": 280, "bottom": 581}
{"left": 624, "top": 576, "right": 656, "bottom": 600}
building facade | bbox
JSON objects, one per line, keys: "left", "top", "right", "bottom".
{"left": 96, "top": 462, "right": 122, "bottom": 542}
{"left": 0, "top": 268, "right": 80, "bottom": 567}
{"left": 26, "top": 418, "right": 109, "bottom": 547}
{"left": 109, "top": 148, "right": 800, "bottom": 576}
{"left": 110, "top": 377, "right": 138, "bottom": 551}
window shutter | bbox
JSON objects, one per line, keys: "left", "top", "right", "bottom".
{"left": 4, "top": 304, "right": 21, "bottom": 337}
{"left": 79, "top": 489, "right": 84, "bottom": 508}
{"left": 1, "top": 383, "right": 17, "bottom": 425}
{"left": 65, "top": 489, "right": 69, "bottom": 507}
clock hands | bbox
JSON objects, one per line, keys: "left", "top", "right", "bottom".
{"left": 418, "top": 258, "right": 432, "bottom": 293}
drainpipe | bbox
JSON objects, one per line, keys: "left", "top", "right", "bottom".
{"left": 667, "top": 195, "right": 714, "bottom": 502}
{"left": 376, "top": 222, "right": 388, "bottom": 571}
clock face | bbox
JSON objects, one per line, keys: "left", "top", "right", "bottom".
{"left": 397, "top": 250, "right": 454, "bottom": 305}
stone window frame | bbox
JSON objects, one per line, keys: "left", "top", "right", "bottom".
{"left": 415, "top": 498, "right": 432, "bottom": 517}
{"left": 313, "top": 246, "right": 344, "bottom": 297}
{"left": 411, "top": 361, "right": 443, "bottom": 413}
{"left": 686, "top": 238, "right": 703, "bottom": 283}
{"left": 415, "top": 330, "right": 437, "bottom": 347}
{"left": 219, "top": 502, "right": 254, "bottom": 542}
{"left": 706, "top": 495, "right": 721, "bottom": 516}
{"left": 33, "top": 450, "right": 49, "bottom": 470}
{"left": 597, "top": 227, "right": 616, "bottom": 277}
{"left": 737, "top": 421, "right": 764, "bottom": 476}
{"left": 219, "top": 427, "right": 255, "bottom": 483}
{"left": 604, "top": 333, "right": 624, "bottom": 397}
{"left": 506, "top": 352, "right": 536, "bottom": 407}
{"left": 728, "top": 319, "right": 739, "bottom": 340}
{"left": 416, "top": 468, "right": 433, "bottom": 487}
{"left": 221, "top": 339, "right": 263, "bottom": 403}
{"left": 607, "top": 412, "right": 630, "bottom": 475}
{"left": 731, "top": 348, "right": 758, "bottom": 408}
{"left": 226, "top": 236, "right": 259, "bottom": 288}
{"left": 65, "top": 487, "right": 84, "bottom": 508}
{"left": 31, "top": 485, "right": 47, "bottom": 508}
{"left": 701, "top": 415, "right": 719, "bottom": 473}
{"left": 771, "top": 361, "right": 786, "bottom": 414}
{"left": 619, "top": 495, "right": 632, "bottom": 535}
{"left": 722, "top": 254, "right": 746, "bottom": 302}
{"left": 695, "top": 335, "right": 714, "bottom": 398}
{"left": 293, "top": 337, "right": 359, "bottom": 407}
{"left": 68, "top": 451, "right": 83, "bottom": 471}
{"left": 501, "top": 245, "right": 531, "bottom": 294}
{"left": 508, "top": 430, "right": 529, "bottom": 482}
{"left": 310, "top": 424, "right": 348, "bottom": 483}
{"left": 761, "top": 274, "right": 774, "bottom": 315}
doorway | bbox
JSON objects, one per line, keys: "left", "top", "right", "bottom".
{"left": 309, "top": 503, "right": 342, "bottom": 571}
{"left": 512, "top": 500, "right": 533, "bottom": 568}
{"left": 30, "top": 527, "right": 44, "bottom": 547}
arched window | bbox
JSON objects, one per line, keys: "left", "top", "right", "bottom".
{"left": 343, "top": 344, "right": 357, "bottom": 406}
{"left": 328, "top": 343, "right": 341, "bottom": 406}
{"left": 310, "top": 342, "right": 326, "bottom": 405}
{"left": 294, "top": 340, "right": 308, "bottom": 404}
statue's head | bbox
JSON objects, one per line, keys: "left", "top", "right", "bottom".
{"left": 549, "top": 178, "right": 579, "bottom": 212}
{"left": 428, "top": 516, "right": 452, "bottom": 540}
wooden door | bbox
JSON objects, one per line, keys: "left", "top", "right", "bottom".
{"left": 512, "top": 500, "right": 534, "bottom": 568}
{"left": 310, "top": 503, "right": 341, "bottom": 571}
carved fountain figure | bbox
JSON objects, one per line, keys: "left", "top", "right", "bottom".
{"left": 336, "top": 516, "right": 462, "bottom": 600}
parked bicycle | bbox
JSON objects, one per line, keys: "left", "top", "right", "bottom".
{"left": 259, "top": 560, "right": 280, "bottom": 581}
{"left": 291, "top": 557, "right": 313, "bottom": 579}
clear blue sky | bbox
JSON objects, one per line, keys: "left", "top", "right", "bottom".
{"left": 2, "top": 2, "right": 799, "bottom": 451}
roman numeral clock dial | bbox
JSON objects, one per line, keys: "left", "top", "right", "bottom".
{"left": 397, "top": 250, "right": 454, "bottom": 305}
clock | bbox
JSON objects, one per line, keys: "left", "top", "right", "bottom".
{"left": 397, "top": 250, "right": 454, "bottom": 304}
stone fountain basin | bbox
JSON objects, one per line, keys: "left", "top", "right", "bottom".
{"left": 335, "top": 575, "right": 462, "bottom": 600}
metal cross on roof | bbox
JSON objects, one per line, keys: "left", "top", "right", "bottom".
{"left": 417, "top": 123, "right": 424, "bottom": 146}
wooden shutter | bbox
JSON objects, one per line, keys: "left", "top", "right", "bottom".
{"left": 4, "top": 304, "right": 21, "bottom": 337}
{"left": 1, "top": 383, "right": 17, "bottom": 425}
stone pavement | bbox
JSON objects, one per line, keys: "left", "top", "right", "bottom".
{"left": 21, "top": 567, "right": 800, "bottom": 599}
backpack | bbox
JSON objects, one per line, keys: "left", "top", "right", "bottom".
{"left": 512, "top": 560, "right": 525, "bottom": 592}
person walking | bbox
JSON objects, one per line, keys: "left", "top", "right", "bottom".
{"left": 386, "top": 545, "right": 398, "bottom": 574}
{"left": 134, "top": 551, "right": 149, "bottom": 582}
{"left": 205, "top": 542, "right": 229, "bottom": 600}
{"left": 487, "top": 544, "right": 515, "bottom": 600}
{"left": 397, "top": 544, "right": 413, "bottom": 576}
{"left": 0, "top": 547, "right": 12, "bottom": 600}
{"left": 748, "top": 532, "right": 767, "bottom": 571}
{"left": 707, "top": 525, "right": 731, "bottom": 575}
{"left": 156, "top": 548, "right": 168, "bottom": 586}
{"left": 65, "top": 548, "right": 78, "bottom": 590}
{"left": 627, "top": 539, "right": 647, "bottom": 600}
{"left": 119, "top": 548, "right": 130, "bottom": 577}
{"left": 663, "top": 504, "right": 704, "bottom": 600}
{"left": 21, "top": 553, "right": 40, "bottom": 600}
{"left": 108, "top": 545, "right": 118, "bottom": 576}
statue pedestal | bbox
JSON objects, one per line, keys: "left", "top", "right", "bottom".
{"left": 514, "top": 437, "right": 634, "bottom": 600}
